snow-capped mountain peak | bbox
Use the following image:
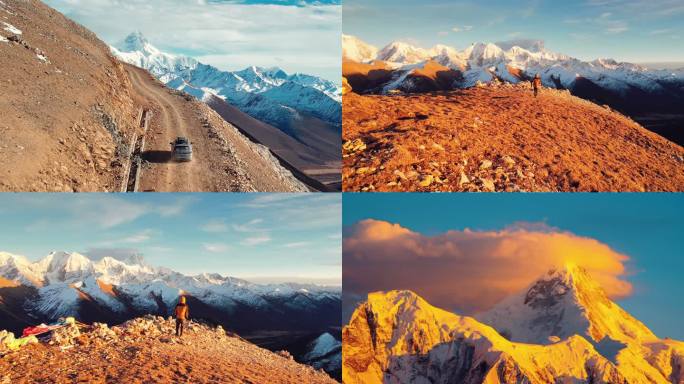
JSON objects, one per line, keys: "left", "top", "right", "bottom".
{"left": 111, "top": 32, "right": 197, "bottom": 78}
{"left": 37, "top": 251, "right": 94, "bottom": 284}
{"left": 342, "top": 34, "right": 378, "bottom": 63}
{"left": 119, "top": 31, "right": 152, "bottom": 53}
{"left": 478, "top": 263, "right": 657, "bottom": 346}
{"left": 344, "top": 288, "right": 684, "bottom": 384}
{"left": 377, "top": 41, "right": 430, "bottom": 64}
{"left": 111, "top": 32, "right": 341, "bottom": 128}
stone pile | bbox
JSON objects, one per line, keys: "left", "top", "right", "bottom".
{"left": 90, "top": 322, "right": 118, "bottom": 342}
{"left": 47, "top": 323, "right": 81, "bottom": 347}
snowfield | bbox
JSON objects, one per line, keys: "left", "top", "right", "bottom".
{"left": 2, "top": 21, "right": 21, "bottom": 35}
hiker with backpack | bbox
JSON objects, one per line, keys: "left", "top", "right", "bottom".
{"left": 174, "top": 296, "right": 190, "bottom": 337}
{"left": 532, "top": 73, "right": 542, "bottom": 97}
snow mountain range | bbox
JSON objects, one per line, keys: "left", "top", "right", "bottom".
{"left": 343, "top": 264, "right": 684, "bottom": 384}
{"left": 0, "top": 250, "right": 342, "bottom": 376}
{"left": 342, "top": 35, "right": 684, "bottom": 145}
{"left": 112, "top": 32, "right": 341, "bottom": 134}
{"left": 343, "top": 34, "right": 684, "bottom": 93}
{"left": 0, "top": 250, "right": 340, "bottom": 334}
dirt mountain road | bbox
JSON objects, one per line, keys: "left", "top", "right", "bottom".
{"left": 125, "top": 64, "right": 307, "bottom": 192}
{"left": 125, "top": 66, "right": 202, "bottom": 191}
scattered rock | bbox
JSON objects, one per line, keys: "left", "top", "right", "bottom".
{"left": 343, "top": 139, "right": 366, "bottom": 154}
{"left": 502, "top": 156, "right": 516, "bottom": 167}
{"left": 418, "top": 175, "right": 433, "bottom": 187}
{"left": 479, "top": 177, "right": 496, "bottom": 192}
{"left": 459, "top": 171, "right": 470, "bottom": 186}
{"left": 48, "top": 323, "right": 81, "bottom": 347}
{"left": 393, "top": 170, "right": 407, "bottom": 180}
{"left": 276, "top": 350, "right": 294, "bottom": 360}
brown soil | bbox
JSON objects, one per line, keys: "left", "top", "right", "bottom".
{"left": 126, "top": 65, "right": 306, "bottom": 192}
{"left": 0, "top": 0, "right": 140, "bottom": 191}
{"left": 0, "top": 317, "right": 336, "bottom": 384}
{"left": 0, "top": 0, "right": 305, "bottom": 192}
{"left": 342, "top": 84, "right": 684, "bottom": 192}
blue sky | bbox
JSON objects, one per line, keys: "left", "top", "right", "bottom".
{"left": 45, "top": 0, "right": 341, "bottom": 81}
{"left": 344, "top": 193, "right": 684, "bottom": 339}
{"left": 344, "top": 0, "right": 684, "bottom": 64}
{"left": 0, "top": 194, "right": 341, "bottom": 285}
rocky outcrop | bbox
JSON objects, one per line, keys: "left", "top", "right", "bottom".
{"left": 0, "top": 315, "right": 337, "bottom": 383}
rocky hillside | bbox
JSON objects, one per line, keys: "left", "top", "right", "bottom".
{"left": 343, "top": 267, "right": 684, "bottom": 383}
{"left": 0, "top": 0, "right": 141, "bottom": 191}
{"left": 0, "top": 0, "right": 307, "bottom": 192}
{"left": 343, "top": 83, "right": 684, "bottom": 192}
{"left": 343, "top": 36, "right": 684, "bottom": 145}
{"left": 0, "top": 316, "right": 336, "bottom": 383}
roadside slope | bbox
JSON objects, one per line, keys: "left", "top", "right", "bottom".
{"left": 343, "top": 84, "right": 684, "bottom": 192}
{"left": 205, "top": 94, "right": 340, "bottom": 191}
{"left": 0, "top": 0, "right": 140, "bottom": 191}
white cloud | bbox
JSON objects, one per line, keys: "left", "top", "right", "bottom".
{"left": 283, "top": 241, "right": 310, "bottom": 248}
{"left": 121, "top": 229, "right": 155, "bottom": 243}
{"left": 649, "top": 28, "right": 673, "bottom": 35}
{"left": 155, "top": 196, "right": 196, "bottom": 217}
{"left": 43, "top": 0, "right": 341, "bottom": 81}
{"left": 202, "top": 243, "right": 230, "bottom": 253}
{"left": 452, "top": 25, "right": 473, "bottom": 33}
{"left": 241, "top": 235, "right": 271, "bottom": 246}
{"left": 587, "top": 0, "right": 684, "bottom": 17}
{"left": 232, "top": 218, "right": 264, "bottom": 233}
{"left": 19, "top": 195, "right": 148, "bottom": 229}
{"left": 242, "top": 193, "right": 310, "bottom": 208}
{"left": 201, "top": 219, "right": 229, "bottom": 233}
{"left": 564, "top": 11, "right": 628, "bottom": 35}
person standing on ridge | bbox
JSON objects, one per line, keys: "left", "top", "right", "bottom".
{"left": 532, "top": 73, "right": 542, "bottom": 97}
{"left": 174, "top": 296, "right": 189, "bottom": 337}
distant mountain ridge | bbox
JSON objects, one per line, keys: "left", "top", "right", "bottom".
{"left": 343, "top": 265, "right": 684, "bottom": 384}
{"left": 343, "top": 35, "right": 684, "bottom": 145}
{"left": 343, "top": 35, "right": 684, "bottom": 91}
{"left": 0, "top": 251, "right": 340, "bottom": 333}
{"left": 112, "top": 32, "right": 341, "bottom": 132}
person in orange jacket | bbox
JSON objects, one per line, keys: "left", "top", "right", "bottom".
{"left": 174, "top": 296, "right": 189, "bottom": 337}
{"left": 532, "top": 73, "right": 542, "bottom": 97}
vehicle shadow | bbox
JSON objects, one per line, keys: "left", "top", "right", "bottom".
{"left": 142, "top": 150, "right": 174, "bottom": 163}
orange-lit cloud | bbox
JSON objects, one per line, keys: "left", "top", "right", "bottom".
{"left": 344, "top": 219, "right": 633, "bottom": 314}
